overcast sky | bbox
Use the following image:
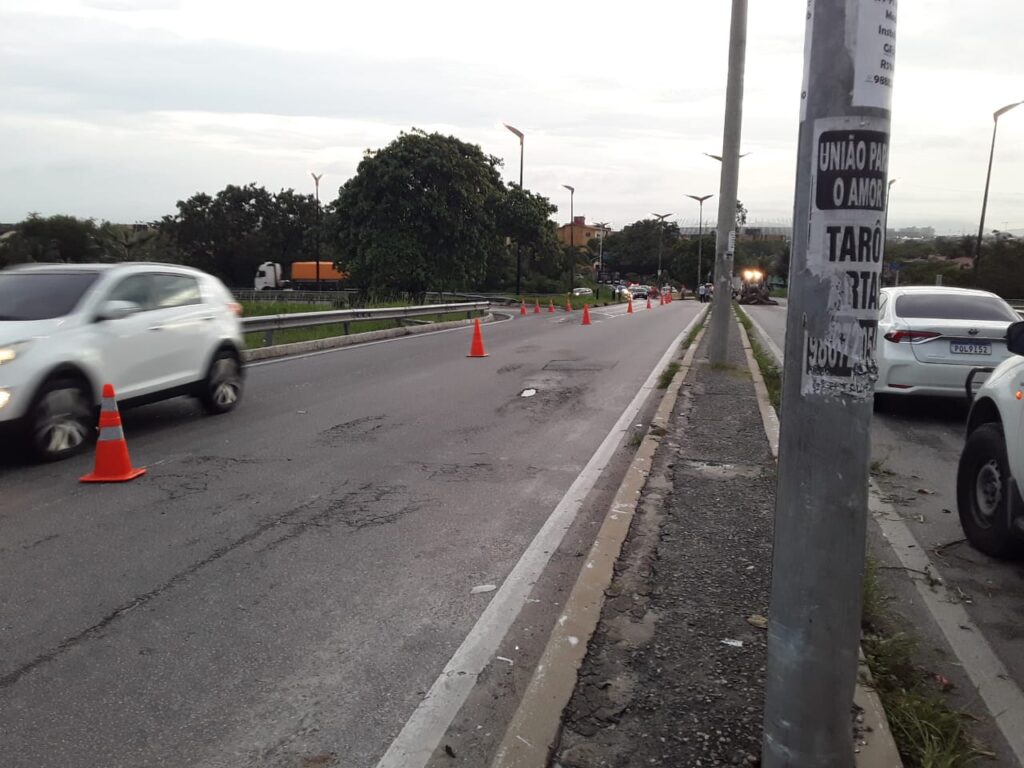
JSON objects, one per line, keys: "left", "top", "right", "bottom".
{"left": 1, "top": 0, "right": 1021, "bottom": 234}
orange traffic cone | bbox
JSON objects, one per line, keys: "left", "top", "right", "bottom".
{"left": 534, "top": 300, "right": 541, "bottom": 314}
{"left": 520, "top": 301, "right": 528, "bottom": 316}
{"left": 548, "top": 300, "right": 555, "bottom": 313}
{"left": 660, "top": 293, "right": 665, "bottom": 306}
{"left": 565, "top": 298, "right": 572, "bottom": 313}
{"left": 582, "top": 304, "right": 592, "bottom": 325}
{"left": 467, "top": 318, "right": 488, "bottom": 357}
{"left": 80, "top": 384, "right": 146, "bottom": 483}
{"left": 627, "top": 298, "right": 634, "bottom": 314}
{"left": 646, "top": 297, "right": 652, "bottom": 310}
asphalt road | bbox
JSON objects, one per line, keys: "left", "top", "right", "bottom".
{"left": 745, "top": 301, "right": 1024, "bottom": 764}
{"left": 0, "top": 300, "right": 701, "bottom": 768}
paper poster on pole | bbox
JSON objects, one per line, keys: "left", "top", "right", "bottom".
{"left": 852, "top": 0, "right": 897, "bottom": 110}
{"left": 802, "top": 116, "right": 890, "bottom": 398}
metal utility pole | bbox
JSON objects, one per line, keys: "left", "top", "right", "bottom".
{"left": 975, "top": 101, "right": 1022, "bottom": 275}
{"left": 505, "top": 123, "right": 525, "bottom": 295}
{"left": 652, "top": 213, "right": 672, "bottom": 284}
{"left": 686, "top": 194, "right": 714, "bottom": 290}
{"left": 707, "top": 0, "right": 748, "bottom": 365}
{"left": 563, "top": 184, "right": 575, "bottom": 293}
{"left": 311, "top": 171, "right": 323, "bottom": 290}
{"left": 763, "top": 2, "right": 897, "bottom": 766}
{"left": 595, "top": 221, "right": 610, "bottom": 298}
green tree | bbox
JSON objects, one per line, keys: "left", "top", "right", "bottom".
{"left": 328, "top": 129, "right": 508, "bottom": 298}
{"left": 602, "top": 218, "right": 682, "bottom": 279}
{"left": 496, "top": 185, "right": 563, "bottom": 290}
{"left": 0, "top": 214, "right": 102, "bottom": 265}
{"left": 736, "top": 200, "right": 748, "bottom": 227}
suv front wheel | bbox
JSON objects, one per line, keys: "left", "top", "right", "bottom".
{"left": 957, "top": 422, "right": 1023, "bottom": 559}
{"left": 199, "top": 348, "right": 243, "bottom": 415}
{"left": 27, "top": 377, "right": 96, "bottom": 462}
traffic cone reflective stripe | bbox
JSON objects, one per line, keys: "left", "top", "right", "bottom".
{"left": 582, "top": 304, "right": 591, "bottom": 325}
{"left": 80, "top": 383, "right": 146, "bottom": 483}
{"left": 467, "top": 318, "right": 488, "bottom": 357}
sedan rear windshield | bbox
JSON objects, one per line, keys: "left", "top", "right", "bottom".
{"left": 894, "top": 294, "right": 1019, "bottom": 322}
{"left": 0, "top": 272, "right": 101, "bottom": 320}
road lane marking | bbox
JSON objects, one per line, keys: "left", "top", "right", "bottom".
{"left": 373, "top": 307, "right": 706, "bottom": 768}
{"left": 740, "top": 305, "right": 1024, "bottom": 765}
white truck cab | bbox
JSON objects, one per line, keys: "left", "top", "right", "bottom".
{"left": 958, "top": 320, "right": 1024, "bottom": 558}
{"left": 255, "top": 262, "right": 284, "bottom": 291}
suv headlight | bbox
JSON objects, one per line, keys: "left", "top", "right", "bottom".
{"left": 0, "top": 341, "right": 31, "bottom": 365}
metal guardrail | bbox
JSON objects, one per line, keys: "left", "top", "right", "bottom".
{"left": 241, "top": 301, "right": 490, "bottom": 345}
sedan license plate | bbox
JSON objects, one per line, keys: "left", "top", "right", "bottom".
{"left": 950, "top": 341, "right": 991, "bottom": 355}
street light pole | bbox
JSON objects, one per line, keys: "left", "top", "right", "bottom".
{"left": 505, "top": 123, "right": 525, "bottom": 295}
{"left": 562, "top": 184, "right": 575, "bottom": 293}
{"left": 310, "top": 171, "right": 323, "bottom": 291}
{"left": 652, "top": 213, "right": 672, "bottom": 284}
{"left": 707, "top": 0, "right": 748, "bottom": 366}
{"left": 686, "top": 194, "right": 714, "bottom": 290}
{"left": 975, "top": 101, "right": 1023, "bottom": 275}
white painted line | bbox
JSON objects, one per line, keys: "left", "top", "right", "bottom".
{"left": 247, "top": 313, "right": 516, "bottom": 368}
{"left": 740, "top": 306, "right": 1024, "bottom": 764}
{"left": 373, "top": 308, "right": 707, "bottom": 768}
{"left": 742, "top": 308, "right": 785, "bottom": 367}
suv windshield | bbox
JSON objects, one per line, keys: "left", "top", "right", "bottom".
{"left": 894, "top": 293, "right": 1019, "bottom": 322}
{"left": 0, "top": 271, "right": 101, "bottom": 320}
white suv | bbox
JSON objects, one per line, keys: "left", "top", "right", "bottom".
{"left": 0, "top": 263, "right": 245, "bottom": 462}
{"left": 957, "top": 320, "right": 1024, "bottom": 558}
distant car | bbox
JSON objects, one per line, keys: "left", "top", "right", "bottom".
{"left": 613, "top": 284, "right": 631, "bottom": 300}
{"left": 875, "top": 286, "right": 1019, "bottom": 398}
{"left": 661, "top": 285, "right": 674, "bottom": 296}
{"left": 0, "top": 263, "right": 245, "bottom": 461}
{"left": 957, "top": 320, "right": 1024, "bottom": 558}
{"left": 630, "top": 285, "right": 649, "bottom": 300}
{"left": 571, "top": 287, "right": 593, "bottom": 297}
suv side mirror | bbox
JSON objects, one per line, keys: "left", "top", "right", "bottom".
{"left": 1007, "top": 321, "right": 1024, "bottom": 357}
{"left": 96, "top": 300, "right": 141, "bottom": 322}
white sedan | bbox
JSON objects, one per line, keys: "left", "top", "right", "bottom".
{"left": 876, "top": 286, "right": 1020, "bottom": 398}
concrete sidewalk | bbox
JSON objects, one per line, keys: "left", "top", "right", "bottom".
{"left": 551, "top": 318, "right": 774, "bottom": 767}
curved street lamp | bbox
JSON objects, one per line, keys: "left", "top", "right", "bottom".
{"left": 686, "top": 194, "right": 714, "bottom": 287}
{"left": 310, "top": 171, "right": 324, "bottom": 290}
{"left": 652, "top": 213, "right": 672, "bottom": 283}
{"left": 504, "top": 123, "right": 525, "bottom": 294}
{"left": 563, "top": 185, "right": 575, "bottom": 292}
{"left": 975, "top": 101, "right": 1023, "bottom": 272}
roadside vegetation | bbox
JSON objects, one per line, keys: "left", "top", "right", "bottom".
{"left": 733, "top": 306, "right": 782, "bottom": 410}
{"left": 680, "top": 315, "right": 706, "bottom": 354}
{"left": 656, "top": 362, "right": 682, "bottom": 389}
{"left": 862, "top": 560, "right": 988, "bottom": 767}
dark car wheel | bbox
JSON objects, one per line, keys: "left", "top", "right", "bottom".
{"left": 28, "top": 378, "right": 96, "bottom": 462}
{"left": 199, "top": 349, "right": 243, "bottom": 415}
{"left": 956, "top": 422, "right": 1023, "bottom": 559}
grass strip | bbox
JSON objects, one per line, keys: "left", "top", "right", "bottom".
{"left": 656, "top": 362, "right": 682, "bottom": 389}
{"left": 734, "top": 305, "right": 782, "bottom": 411}
{"left": 862, "top": 559, "right": 988, "bottom": 767}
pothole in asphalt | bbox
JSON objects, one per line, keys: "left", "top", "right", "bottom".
{"left": 520, "top": 388, "right": 538, "bottom": 398}
{"left": 677, "top": 460, "right": 762, "bottom": 479}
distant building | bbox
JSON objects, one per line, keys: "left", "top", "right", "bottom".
{"left": 678, "top": 224, "right": 791, "bottom": 242}
{"left": 556, "top": 216, "right": 611, "bottom": 248}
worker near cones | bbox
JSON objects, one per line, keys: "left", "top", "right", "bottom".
{"left": 81, "top": 384, "right": 145, "bottom": 483}
{"left": 467, "top": 317, "right": 488, "bottom": 357}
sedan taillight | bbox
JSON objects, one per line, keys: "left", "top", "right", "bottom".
{"left": 883, "top": 330, "right": 940, "bottom": 343}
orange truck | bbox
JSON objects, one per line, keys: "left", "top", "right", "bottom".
{"left": 254, "top": 261, "right": 349, "bottom": 291}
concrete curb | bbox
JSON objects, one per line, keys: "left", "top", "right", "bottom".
{"left": 241, "top": 312, "right": 493, "bottom": 362}
{"left": 489, "top": 307, "right": 709, "bottom": 768}
{"left": 734, "top": 307, "right": 904, "bottom": 768}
